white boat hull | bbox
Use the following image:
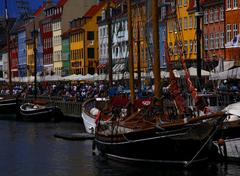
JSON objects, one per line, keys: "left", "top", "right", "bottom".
{"left": 82, "top": 110, "right": 96, "bottom": 134}
{"left": 225, "top": 138, "right": 240, "bottom": 160}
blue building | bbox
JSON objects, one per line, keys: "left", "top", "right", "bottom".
{"left": 17, "top": 30, "right": 27, "bottom": 77}
{"left": 145, "top": 0, "right": 167, "bottom": 71}
{"left": 159, "top": 1, "right": 167, "bottom": 70}
{"left": 37, "top": 29, "right": 43, "bottom": 75}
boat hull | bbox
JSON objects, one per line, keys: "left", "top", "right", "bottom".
{"left": 214, "top": 118, "right": 240, "bottom": 162}
{"left": 82, "top": 110, "right": 96, "bottom": 134}
{"left": 95, "top": 121, "right": 218, "bottom": 165}
{"left": 19, "top": 104, "right": 63, "bottom": 122}
{"left": 0, "top": 98, "right": 17, "bottom": 115}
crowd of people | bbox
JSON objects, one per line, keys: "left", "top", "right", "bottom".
{"left": 0, "top": 81, "right": 131, "bottom": 102}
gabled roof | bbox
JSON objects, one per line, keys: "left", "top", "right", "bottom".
{"left": 84, "top": 3, "right": 105, "bottom": 18}
{"left": 34, "top": 4, "right": 47, "bottom": 17}
{"left": 187, "top": 0, "right": 205, "bottom": 11}
{"left": 57, "top": 0, "right": 68, "bottom": 7}
{"left": 84, "top": 0, "right": 120, "bottom": 18}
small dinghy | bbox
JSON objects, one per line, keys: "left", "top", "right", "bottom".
{"left": 19, "top": 102, "right": 63, "bottom": 122}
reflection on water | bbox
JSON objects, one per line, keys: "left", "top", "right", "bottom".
{"left": 0, "top": 119, "right": 239, "bottom": 176}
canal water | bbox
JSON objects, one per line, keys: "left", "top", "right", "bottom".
{"left": 0, "top": 118, "right": 239, "bottom": 176}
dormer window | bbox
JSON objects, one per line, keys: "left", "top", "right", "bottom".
{"left": 102, "top": 10, "right": 105, "bottom": 20}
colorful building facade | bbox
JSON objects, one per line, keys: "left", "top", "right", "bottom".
{"left": 167, "top": 0, "right": 199, "bottom": 67}
{"left": 17, "top": 29, "right": 27, "bottom": 77}
{"left": 203, "top": 0, "right": 225, "bottom": 63}
{"left": 69, "top": 19, "right": 85, "bottom": 74}
{"left": 10, "top": 35, "right": 18, "bottom": 78}
{"left": 225, "top": 0, "right": 240, "bottom": 62}
{"left": 61, "top": 32, "right": 70, "bottom": 76}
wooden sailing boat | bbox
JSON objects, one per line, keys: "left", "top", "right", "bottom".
{"left": 93, "top": 0, "right": 227, "bottom": 167}
{"left": 0, "top": 0, "right": 18, "bottom": 115}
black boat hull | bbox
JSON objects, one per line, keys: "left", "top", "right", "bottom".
{"left": 0, "top": 98, "right": 17, "bottom": 115}
{"left": 95, "top": 121, "right": 219, "bottom": 165}
{"left": 19, "top": 104, "right": 63, "bottom": 122}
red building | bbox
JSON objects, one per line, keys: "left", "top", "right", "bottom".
{"left": 9, "top": 35, "right": 18, "bottom": 78}
{"left": 40, "top": 5, "right": 55, "bottom": 75}
{"left": 202, "top": 0, "right": 225, "bottom": 63}
{"left": 225, "top": 0, "right": 240, "bottom": 62}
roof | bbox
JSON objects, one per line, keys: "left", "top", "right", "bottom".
{"left": 84, "top": 0, "right": 120, "bottom": 18}
{"left": 84, "top": 3, "right": 105, "bottom": 18}
{"left": 57, "top": 0, "right": 68, "bottom": 7}
{"left": 34, "top": 4, "right": 47, "bottom": 17}
{"left": 187, "top": 0, "right": 205, "bottom": 11}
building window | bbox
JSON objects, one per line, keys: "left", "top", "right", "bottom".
{"left": 178, "top": 18, "right": 182, "bottom": 31}
{"left": 169, "top": 42, "right": 173, "bottom": 55}
{"left": 184, "top": 0, "right": 187, "bottom": 6}
{"left": 209, "top": 9, "right": 213, "bottom": 23}
{"left": 87, "top": 31, "right": 94, "bottom": 40}
{"left": 215, "top": 33, "right": 219, "bottom": 49}
{"left": 184, "top": 40, "right": 188, "bottom": 54}
{"left": 194, "top": 40, "right": 197, "bottom": 53}
{"left": 204, "top": 11, "right": 208, "bottom": 24}
{"left": 214, "top": 9, "right": 218, "bottom": 22}
{"left": 178, "top": 0, "right": 182, "bottom": 7}
{"left": 161, "top": 6, "right": 166, "bottom": 20}
{"left": 227, "top": 0, "right": 231, "bottom": 9}
{"left": 189, "top": 40, "right": 193, "bottom": 53}
{"left": 220, "top": 7, "right": 224, "bottom": 21}
{"left": 174, "top": 42, "right": 177, "bottom": 55}
{"left": 210, "top": 33, "right": 214, "bottom": 49}
{"left": 87, "top": 48, "right": 95, "bottom": 58}
{"left": 189, "top": 16, "right": 193, "bottom": 28}
{"left": 204, "top": 35, "right": 208, "bottom": 50}
{"left": 184, "top": 17, "right": 188, "bottom": 30}
{"left": 220, "top": 32, "right": 224, "bottom": 48}
{"left": 194, "top": 16, "right": 197, "bottom": 28}
{"left": 233, "top": 24, "right": 238, "bottom": 37}
{"left": 226, "top": 24, "right": 231, "bottom": 42}
{"left": 233, "top": 0, "right": 238, "bottom": 8}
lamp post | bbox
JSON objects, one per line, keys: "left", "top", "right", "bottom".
{"left": 5, "top": 0, "right": 12, "bottom": 96}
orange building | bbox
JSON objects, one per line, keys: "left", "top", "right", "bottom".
{"left": 225, "top": 0, "right": 240, "bottom": 62}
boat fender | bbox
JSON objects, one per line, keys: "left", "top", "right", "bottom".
{"left": 95, "top": 111, "right": 101, "bottom": 124}
{"left": 218, "top": 138, "right": 225, "bottom": 146}
{"left": 183, "top": 118, "right": 188, "bottom": 124}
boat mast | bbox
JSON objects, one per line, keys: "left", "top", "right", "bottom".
{"left": 137, "top": 21, "right": 141, "bottom": 93}
{"left": 33, "top": 19, "right": 37, "bottom": 100}
{"left": 107, "top": 0, "right": 113, "bottom": 87}
{"left": 196, "top": 0, "right": 202, "bottom": 79}
{"left": 5, "top": 0, "right": 12, "bottom": 96}
{"left": 127, "top": 0, "right": 135, "bottom": 103}
{"left": 152, "top": 0, "right": 161, "bottom": 99}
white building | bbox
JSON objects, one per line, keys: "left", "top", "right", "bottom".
{"left": 52, "top": 17, "right": 62, "bottom": 76}
{"left": 98, "top": 6, "right": 128, "bottom": 74}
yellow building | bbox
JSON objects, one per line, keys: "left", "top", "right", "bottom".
{"left": 70, "top": 2, "right": 113, "bottom": 75}
{"left": 26, "top": 41, "right": 34, "bottom": 76}
{"left": 70, "top": 26, "right": 85, "bottom": 74}
{"left": 167, "top": 0, "right": 200, "bottom": 65}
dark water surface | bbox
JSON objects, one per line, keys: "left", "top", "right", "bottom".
{"left": 0, "top": 119, "right": 239, "bottom": 176}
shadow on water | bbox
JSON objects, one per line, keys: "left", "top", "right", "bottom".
{"left": 92, "top": 154, "right": 240, "bottom": 176}
{"left": 0, "top": 117, "right": 239, "bottom": 176}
